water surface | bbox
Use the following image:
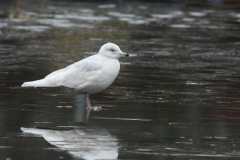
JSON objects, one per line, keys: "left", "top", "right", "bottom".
{"left": 1, "top": 1, "right": 240, "bottom": 159}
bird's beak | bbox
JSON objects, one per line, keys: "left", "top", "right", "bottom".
{"left": 120, "top": 52, "right": 129, "bottom": 57}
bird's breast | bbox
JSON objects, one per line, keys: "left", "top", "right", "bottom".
{"left": 86, "top": 59, "right": 120, "bottom": 94}
{"left": 103, "top": 59, "right": 120, "bottom": 79}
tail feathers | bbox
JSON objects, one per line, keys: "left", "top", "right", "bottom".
{"left": 22, "top": 79, "right": 55, "bottom": 88}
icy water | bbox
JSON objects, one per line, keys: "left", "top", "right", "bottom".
{"left": 1, "top": 1, "right": 240, "bottom": 159}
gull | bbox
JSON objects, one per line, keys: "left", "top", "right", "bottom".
{"left": 22, "top": 42, "right": 129, "bottom": 110}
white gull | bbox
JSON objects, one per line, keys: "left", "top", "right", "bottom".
{"left": 22, "top": 42, "right": 129, "bottom": 109}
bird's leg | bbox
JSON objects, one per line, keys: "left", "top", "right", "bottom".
{"left": 86, "top": 94, "right": 101, "bottom": 111}
{"left": 86, "top": 107, "right": 91, "bottom": 124}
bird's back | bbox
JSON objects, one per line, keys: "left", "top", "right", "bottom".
{"left": 44, "top": 55, "right": 102, "bottom": 88}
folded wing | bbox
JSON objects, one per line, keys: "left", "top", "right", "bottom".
{"left": 22, "top": 55, "right": 102, "bottom": 88}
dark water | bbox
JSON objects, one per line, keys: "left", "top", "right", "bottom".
{"left": 1, "top": 1, "right": 240, "bottom": 159}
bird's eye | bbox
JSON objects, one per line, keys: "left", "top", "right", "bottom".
{"left": 111, "top": 49, "right": 115, "bottom": 52}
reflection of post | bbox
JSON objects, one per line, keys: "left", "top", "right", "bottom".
{"left": 75, "top": 94, "right": 101, "bottom": 124}
{"left": 74, "top": 94, "right": 87, "bottom": 123}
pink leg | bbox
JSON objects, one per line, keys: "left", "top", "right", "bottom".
{"left": 86, "top": 94, "right": 101, "bottom": 111}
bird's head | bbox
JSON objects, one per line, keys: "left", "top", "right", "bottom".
{"left": 98, "top": 42, "right": 129, "bottom": 59}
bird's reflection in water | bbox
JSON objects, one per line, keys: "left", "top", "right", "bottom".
{"left": 21, "top": 94, "right": 118, "bottom": 160}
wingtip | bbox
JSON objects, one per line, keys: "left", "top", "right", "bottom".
{"left": 21, "top": 83, "right": 26, "bottom": 87}
{"left": 21, "top": 82, "right": 34, "bottom": 87}
{"left": 21, "top": 127, "right": 26, "bottom": 131}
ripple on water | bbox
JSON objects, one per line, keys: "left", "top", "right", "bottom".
{"left": 92, "top": 117, "right": 152, "bottom": 121}
{"left": 12, "top": 26, "right": 50, "bottom": 32}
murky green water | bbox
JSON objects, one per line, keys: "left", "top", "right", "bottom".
{"left": 1, "top": 1, "right": 240, "bottom": 159}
